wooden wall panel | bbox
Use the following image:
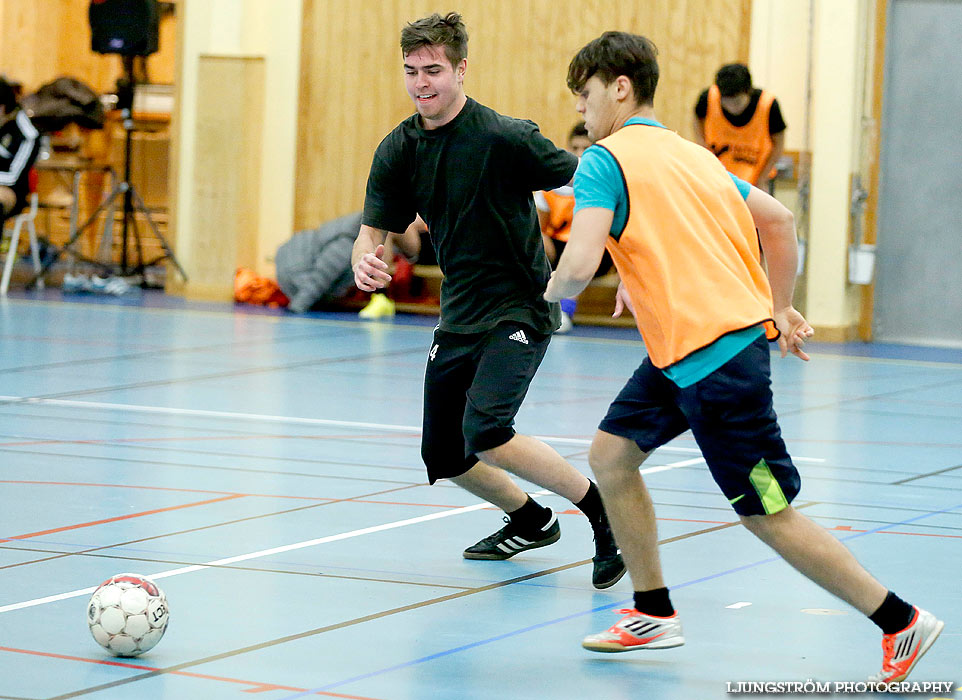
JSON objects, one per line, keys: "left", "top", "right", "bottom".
{"left": 0, "top": 0, "right": 176, "bottom": 93}
{"left": 184, "top": 55, "right": 263, "bottom": 297}
{"left": 295, "top": 0, "right": 751, "bottom": 230}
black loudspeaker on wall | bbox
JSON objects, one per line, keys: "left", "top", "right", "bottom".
{"left": 89, "top": 0, "right": 160, "bottom": 56}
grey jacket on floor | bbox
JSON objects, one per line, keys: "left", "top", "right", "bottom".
{"left": 275, "top": 212, "right": 361, "bottom": 313}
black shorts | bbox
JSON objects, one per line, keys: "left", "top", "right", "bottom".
{"left": 598, "top": 335, "right": 800, "bottom": 516}
{"left": 420, "top": 322, "right": 550, "bottom": 483}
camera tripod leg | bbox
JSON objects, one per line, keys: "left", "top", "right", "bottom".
{"left": 127, "top": 184, "right": 187, "bottom": 282}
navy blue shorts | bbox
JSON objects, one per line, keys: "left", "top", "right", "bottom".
{"left": 598, "top": 335, "right": 799, "bottom": 516}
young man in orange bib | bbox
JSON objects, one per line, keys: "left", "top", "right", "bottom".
{"left": 693, "top": 63, "right": 785, "bottom": 191}
{"left": 544, "top": 31, "right": 942, "bottom": 684}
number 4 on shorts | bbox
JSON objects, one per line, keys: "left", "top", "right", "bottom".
{"left": 429, "top": 344, "right": 439, "bottom": 361}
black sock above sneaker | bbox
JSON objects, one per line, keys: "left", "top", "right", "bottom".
{"left": 634, "top": 588, "right": 675, "bottom": 618}
{"left": 575, "top": 481, "right": 604, "bottom": 523}
{"left": 869, "top": 591, "right": 915, "bottom": 634}
{"left": 508, "top": 496, "right": 552, "bottom": 537}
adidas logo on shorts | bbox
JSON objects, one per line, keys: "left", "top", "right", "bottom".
{"left": 508, "top": 329, "right": 528, "bottom": 345}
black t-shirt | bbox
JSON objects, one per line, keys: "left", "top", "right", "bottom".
{"left": 0, "top": 110, "right": 41, "bottom": 212}
{"left": 694, "top": 88, "right": 787, "bottom": 134}
{"left": 362, "top": 97, "right": 577, "bottom": 334}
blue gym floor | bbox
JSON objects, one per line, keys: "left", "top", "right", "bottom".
{"left": 0, "top": 292, "right": 959, "bottom": 700}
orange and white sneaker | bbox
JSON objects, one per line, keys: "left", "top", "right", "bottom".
{"left": 582, "top": 608, "right": 685, "bottom": 652}
{"left": 870, "top": 607, "right": 944, "bottom": 683}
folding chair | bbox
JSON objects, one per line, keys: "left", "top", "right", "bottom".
{"left": 1, "top": 180, "right": 44, "bottom": 295}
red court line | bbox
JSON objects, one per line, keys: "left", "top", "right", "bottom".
{"left": 0, "top": 432, "right": 420, "bottom": 447}
{"left": 4, "top": 481, "right": 957, "bottom": 540}
{"left": 831, "top": 525, "right": 962, "bottom": 539}
{"left": 0, "top": 494, "right": 244, "bottom": 542}
{"left": 0, "top": 646, "right": 383, "bottom": 700}
{"left": 0, "top": 479, "right": 442, "bottom": 505}
{"left": 0, "top": 479, "right": 245, "bottom": 498}
{"left": 0, "top": 478, "right": 356, "bottom": 504}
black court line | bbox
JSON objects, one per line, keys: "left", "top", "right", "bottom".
{"left": 881, "top": 482, "right": 962, "bottom": 493}
{"left": 41, "top": 518, "right": 745, "bottom": 700}
{"left": 0, "top": 448, "right": 424, "bottom": 486}
{"left": 0, "top": 328, "right": 349, "bottom": 377}
{"left": 0, "top": 410, "right": 426, "bottom": 472}
{"left": 0, "top": 544, "right": 472, "bottom": 591}
{"left": 0, "top": 437, "right": 426, "bottom": 474}
{"left": 892, "top": 463, "right": 962, "bottom": 485}
{"left": 783, "top": 495, "right": 962, "bottom": 517}
{"left": 798, "top": 473, "right": 962, "bottom": 491}
{"left": 837, "top": 406, "right": 962, "bottom": 422}
{"left": 803, "top": 514, "right": 962, "bottom": 534}
{"left": 528, "top": 446, "right": 952, "bottom": 486}
{"left": 791, "top": 461, "right": 929, "bottom": 478}
{"left": 92, "top": 444, "right": 426, "bottom": 474}
{"left": 0, "top": 345, "right": 426, "bottom": 407}
{"left": 776, "top": 374, "right": 962, "bottom": 419}
{"left": 0, "top": 406, "right": 406, "bottom": 439}
{"left": 0, "top": 483, "right": 423, "bottom": 572}
{"left": 7, "top": 431, "right": 959, "bottom": 488}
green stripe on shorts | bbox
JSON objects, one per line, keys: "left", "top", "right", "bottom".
{"left": 749, "top": 459, "right": 790, "bottom": 514}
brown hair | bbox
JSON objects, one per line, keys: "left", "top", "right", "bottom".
{"left": 0, "top": 77, "right": 17, "bottom": 113}
{"left": 400, "top": 12, "right": 468, "bottom": 67}
{"left": 567, "top": 31, "right": 659, "bottom": 106}
{"left": 569, "top": 122, "right": 589, "bottom": 141}
{"left": 715, "top": 63, "right": 753, "bottom": 97}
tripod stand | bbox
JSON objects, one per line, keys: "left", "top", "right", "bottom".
{"left": 33, "top": 56, "right": 187, "bottom": 286}
{"left": 103, "top": 57, "right": 186, "bottom": 282}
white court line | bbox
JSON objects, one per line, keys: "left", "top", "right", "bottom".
{"left": 0, "top": 396, "right": 419, "bottom": 434}
{"left": 0, "top": 498, "right": 501, "bottom": 615}
{"left": 0, "top": 394, "right": 825, "bottom": 614}
{"left": 0, "top": 396, "right": 825, "bottom": 462}
{"left": 0, "top": 455, "right": 703, "bottom": 616}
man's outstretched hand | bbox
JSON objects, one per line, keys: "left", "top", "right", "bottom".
{"left": 774, "top": 306, "right": 814, "bottom": 360}
{"left": 354, "top": 244, "right": 391, "bottom": 292}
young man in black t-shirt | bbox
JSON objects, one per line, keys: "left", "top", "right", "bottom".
{"left": 352, "top": 12, "right": 624, "bottom": 589}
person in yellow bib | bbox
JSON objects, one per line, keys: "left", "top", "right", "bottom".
{"left": 545, "top": 31, "right": 942, "bottom": 684}
{"left": 693, "top": 63, "right": 785, "bottom": 191}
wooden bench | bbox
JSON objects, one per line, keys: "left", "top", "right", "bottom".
{"left": 402, "top": 265, "right": 635, "bottom": 327}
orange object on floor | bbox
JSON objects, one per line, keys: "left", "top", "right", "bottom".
{"left": 233, "top": 267, "right": 289, "bottom": 308}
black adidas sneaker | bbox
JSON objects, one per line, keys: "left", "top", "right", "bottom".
{"left": 463, "top": 511, "right": 561, "bottom": 560}
{"left": 590, "top": 513, "right": 626, "bottom": 589}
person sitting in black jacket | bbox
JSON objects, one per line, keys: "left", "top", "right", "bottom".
{"left": 0, "top": 77, "right": 41, "bottom": 225}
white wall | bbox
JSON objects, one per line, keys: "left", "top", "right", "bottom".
{"left": 749, "top": 0, "right": 875, "bottom": 335}
{"left": 748, "top": 0, "right": 813, "bottom": 153}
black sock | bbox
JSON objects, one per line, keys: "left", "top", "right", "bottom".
{"left": 508, "top": 496, "right": 552, "bottom": 536}
{"left": 575, "top": 481, "right": 604, "bottom": 523}
{"left": 633, "top": 588, "right": 675, "bottom": 617}
{"left": 869, "top": 591, "right": 915, "bottom": 634}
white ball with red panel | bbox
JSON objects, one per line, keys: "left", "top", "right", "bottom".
{"left": 87, "top": 573, "right": 169, "bottom": 656}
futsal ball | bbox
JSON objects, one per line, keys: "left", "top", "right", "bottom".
{"left": 87, "top": 573, "right": 169, "bottom": 656}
